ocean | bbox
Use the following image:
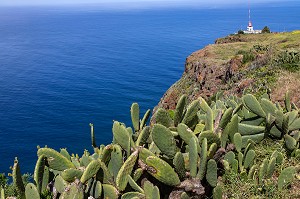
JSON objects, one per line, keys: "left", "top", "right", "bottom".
{"left": 0, "top": 2, "right": 299, "bottom": 173}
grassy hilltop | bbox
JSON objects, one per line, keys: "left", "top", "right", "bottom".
{"left": 156, "top": 30, "right": 300, "bottom": 111}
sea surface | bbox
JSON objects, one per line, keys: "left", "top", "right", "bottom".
{"left": 0, "top": 2, "right": 299, "bottom": 173}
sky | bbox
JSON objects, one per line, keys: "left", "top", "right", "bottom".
{"left": 0, "top": 0, "right": 287, "bottom": 8}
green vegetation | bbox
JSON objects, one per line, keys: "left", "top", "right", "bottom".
{"left": 1, "top": 91, "right": 299, "bottom": 198}
{"left": 262, "top": 26, "right": 271, "bottom": 33}
{"left": 237, "top": 49, "right": 256, "bottom": 64}
{"left": 238, "top": 30, "right": 244, "bottom": 34}
{"left": 276, "top": 50, "right": 300, "bottom": 72}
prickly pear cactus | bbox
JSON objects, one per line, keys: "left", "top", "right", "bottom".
{"left": 5, "top": 92, "right": 300, "bottom": 198}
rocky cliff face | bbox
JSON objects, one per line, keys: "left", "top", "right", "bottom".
{"left": 155, "top": 31, "right": 300, "bottom": 113}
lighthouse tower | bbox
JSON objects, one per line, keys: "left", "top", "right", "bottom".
{"left": 247, "top": 1, "right": 254, "bottom": 32}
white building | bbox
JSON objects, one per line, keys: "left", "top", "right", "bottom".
{"left": 244, "top": 21, "right": 262, "bottom": 34}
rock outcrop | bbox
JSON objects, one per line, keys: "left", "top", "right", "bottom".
{"left": 154, "top": 31, "right": 300, "bottom": 113}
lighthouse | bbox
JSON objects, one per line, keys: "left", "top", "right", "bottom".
{"left": 243, "top": 0, "right": 262, "bottom": 34}
{"left": 247, "top": 6, "right": 254, "bottom": 32}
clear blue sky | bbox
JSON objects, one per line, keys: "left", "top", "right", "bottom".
{"left": 0, "top": 0, "right": 285, "bottom": 7}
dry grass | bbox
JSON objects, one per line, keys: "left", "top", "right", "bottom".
{"left": 271, "top": 71, "right": 300, "bottom": 106}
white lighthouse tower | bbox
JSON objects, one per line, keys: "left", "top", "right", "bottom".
{"left": 247, "top": 8, "right": 254, "bottom": 32}
{"left": 244, "top": 0, "right": 261, "bottom": 34}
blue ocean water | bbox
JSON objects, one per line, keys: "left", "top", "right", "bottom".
{"left": 0, "top": 2, "right": 299, "bottom": 173}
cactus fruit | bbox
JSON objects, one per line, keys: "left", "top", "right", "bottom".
{"left": 145, "top": 155, "right": 180, "bottom": 186}
{"left": 189, "top": 137, "right": 198, "bottom": 178}
{"left": 25, "top": 183, "right": 40, "bottom": 199}
{"left": 206, "top": 159, "right": 218, "bottom": 187}
{"left": 278, "top": 166, "right": 296, "bottom": 190}
{"left": 243, "top": 149, "right": 256, "bottom": 169}
{"left": 116, "top": 150, "right": 138, "bottom": 191}
{"left": 174, "top": 94, "right": 187, "bottom": 126}
{"left": 152, "top": 124, "right": 178, "bottom": 158}
{"left": 37, "top": 148, "right": 75, "bottom": 171}
{"left": 131, "top": 103, "right": 140, "bottom": 131}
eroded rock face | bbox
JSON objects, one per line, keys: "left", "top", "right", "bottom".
{"left": 153, "top": 32, "right": 300, "bottom": 117}
{"left": 154, "top": 46, "right": 245, "bottom": 113}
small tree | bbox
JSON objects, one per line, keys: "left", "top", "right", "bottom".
{"left": 238, "top": 30, "right": 244, "bottom": 34}
{"left": 262, "top": 26, "right": 271, "bottom": 33}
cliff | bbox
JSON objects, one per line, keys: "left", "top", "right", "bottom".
{"left": 155, "top": 31, "right": 300, "bottom": 112}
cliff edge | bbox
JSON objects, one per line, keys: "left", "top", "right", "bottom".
{"left": 155, "top": 31, "right": 300, "bottom": 112}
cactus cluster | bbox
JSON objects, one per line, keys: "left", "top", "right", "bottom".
{"left": 3, "top": 92, "right": 300, "bottom": 198}
{"left": 276, "top": 50, "right": 300, "bottom": 71}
